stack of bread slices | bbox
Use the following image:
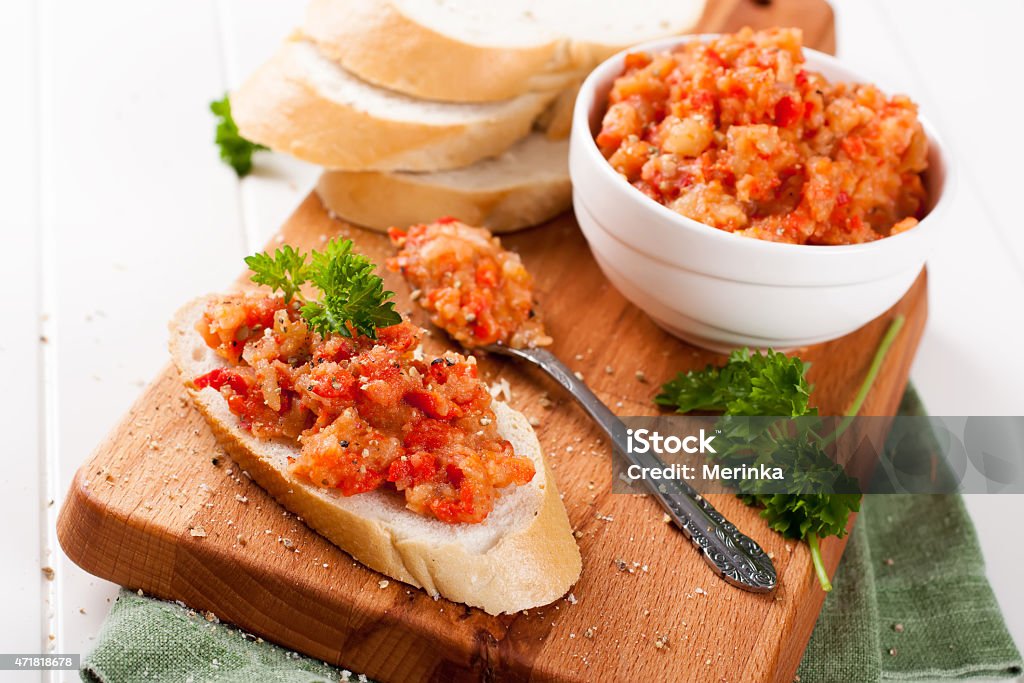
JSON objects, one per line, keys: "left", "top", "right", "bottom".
{"left": 232, "top": 0, "right": 707, "bottom": 233}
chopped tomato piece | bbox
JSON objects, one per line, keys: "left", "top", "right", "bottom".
{"left": 774, "top": 96, "right": 803, "bottom": 127}
{"left": 194, "top": 368, "right": 249, "bottom": 394}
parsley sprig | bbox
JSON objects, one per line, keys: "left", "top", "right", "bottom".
{"left": 656, "top": 348, "right": 814, "bottom": 417}
{"left": 657, "top": 319, "right": 904, "bottom": 592}
{"left": 210, "top": 94, "right": 266, "bottom": 177}
{"left": 245, "top": 239, "right": 401, "bottom": 339}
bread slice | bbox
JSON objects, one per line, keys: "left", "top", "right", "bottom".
{"left": 231, "top": 37, "right": 559, "bottom": 171}
{"left": 535, "top": 79, "right": 582, "bottom": 141}
{"left": 303, "top": 0, "right": 708, "bottom": 103}
{"left": 169, "top": 297, "right": 581, "bottom": 615}
{"left": 315, "top": 133, "right": 570, "bottom": 234}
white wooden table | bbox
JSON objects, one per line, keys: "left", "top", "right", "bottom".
{"left": 2, "top": 1, "right": 1021, "bottom": 681}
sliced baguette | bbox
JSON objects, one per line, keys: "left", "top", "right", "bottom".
{"left": 303, "top": 0, "right": 708, "bottom": 103}
{"left": 169, "top": 297, "right": 581, "bottom": 615}
{"left": 302, "top": 0, "right": 578, "bottom": 103}
{"left": 231, "top": 37, "right": 559, "bottom": 171}
{"left": 316, "top": 133, "right": 570, "bottom": 233}
{"left": 535, "top": 79, "right": 581, "bottom": 142}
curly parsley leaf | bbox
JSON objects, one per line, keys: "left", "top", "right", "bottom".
{"left": 656, "top": 348, "right": 815, "bottom": 417}
{"left": 210, "top": 94, "right": 266, "bottom": 177}
{"left": 303, "top": 242, "right": 401, "bottom": 338}
{"left": 246, "top": 238, "right": 401, "bottom": 339}
{"left": 718, "top": 423, "right": 863, "bottom": 540}
{"left": 245, "top": 246, "right": 308, "bottom": 303}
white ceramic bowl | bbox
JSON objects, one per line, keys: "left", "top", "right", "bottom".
{"left": 570, "top": 35, "right": 954, "bottom": 351}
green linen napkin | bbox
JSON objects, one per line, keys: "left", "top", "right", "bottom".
{"left": 798, "top": 494, "right": 1022, "bottom": 681}
{"left": 81, "top": 389, "right": 1022, "bottom": 683}
{"left": 798, "top": 387, "right": 1023, "bottom": 682}
{"left": 80, "top": 593, "right": 344, "bottom": 683}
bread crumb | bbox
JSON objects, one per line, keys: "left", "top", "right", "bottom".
{"left": 635, "top": 371, "right": 648, "bottom": 383}
{"left": 488, "top": 378, "right": 512, "bottom": 402}
{"left": 235, "top": 494, "right": 248, "bottom": 504}
{"left": 584, "top": 626, "right": 597, "bottom": 639}
{"left": 654, "top": 634, "right": 670, "bottom": 649}
{"left": 189, "top": 526, "right": 208, "bottom": 538}
{"left": 662, "top": 513, "right": 672, "bottom": 524}
{"left": 378, "top": 580, "right": 389, "bottom": 589}
{"left": 41, "top": 566, "right": 55, "bottom": 581}
{"left": 566, "top": 593, "right": 577, "bottom": 605}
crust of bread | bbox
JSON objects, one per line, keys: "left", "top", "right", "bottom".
{"left": 535, "top": 79, "right": 581, "bottom": 141}
{"left": 315, "top": 135, "right": 570, "bottom": 233}
{"left": 303, "top": 0, "right": 580, "bottom": 103}
{"left": 231, "top": 38, "right": 558, "bottom": 171}
{"left": 302, "top": 0, "right": 707, "bottom": 103}
{"left": 315, "top": 170, "right": 570, "bottom": 234}
{"left": 169, "top": 297, "right": 581, "bottom": 615}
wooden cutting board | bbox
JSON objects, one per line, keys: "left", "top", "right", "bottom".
{"left": 58, "top": 2, "right": 928, "bottom": 682}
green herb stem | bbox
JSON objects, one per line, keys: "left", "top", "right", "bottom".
{"left": 830, "top": 314, "right": 906, "bottom": 441}
{"left": 807, "top": 532, "right": 832, "bottom": 592}
{"left": 847, "top": 314, "right": 906, "bottom": 417}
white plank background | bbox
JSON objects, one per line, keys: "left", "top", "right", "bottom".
{"left": 0, "top": 1, "right": 1020, "bottom": 681}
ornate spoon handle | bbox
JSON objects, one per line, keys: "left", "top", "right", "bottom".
{"left": 491, "top": 345, "right": 777, "bottom": 593}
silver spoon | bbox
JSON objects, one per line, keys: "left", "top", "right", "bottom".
{"left": 484, "top": 343, "right": 778, "bottom": 593}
